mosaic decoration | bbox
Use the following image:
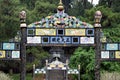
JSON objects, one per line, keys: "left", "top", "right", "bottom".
{"left": 57, "top": 29, "right": 64, "bottom": 35}
{"left": 28, "top": 12, "right": 93, "bottom": 28}
{"left": 47, "top": 64, "right": 67, "bottom": 70}
{"left": 6, "top": 51, "right": 12, "bottom": 58}
{"left": 50, "top": 37, "right": 71, "bottom": 44}
{"left": 34, "top": 68, "right": 79, "bottom": 75}
{"left": 67, "top": 69, "right": 79, "bottom": 74}
{"left": 72, "top": 37, "right": 79, "bottom": 44}
{"left": 100, "top": 36, "right": 106, "bottom": 43}
{"left": 109, "top": 51, "right": 115, "bottom": 58}
{"left": 36, "top": 29, "right": 56, "bottom": 35}
{"left": 106, "top": 43, "right": 118, "bottom": 50}
{"left": 27, "top": 28, "right": 35, "bottom": 36}
{"left": 27, "top": 36, "right": 41, "bottom": 43}
{"left": 0, "top": 50, "right": 5, "bottom": 58}
{"left": 27, "top": 3, "right": 95, "bottom": 46}
{"left": 34, "top": 69, "right": 46, "bottom": 74}
{"left": 12, "top": 51, "right": 20, "bottom": 58}
{"left": 80, "top": 37, "right": 94, "bottom": 44}
{"left": 42, "top": 37, "right": 49, "bottom": 43}
{"left": 115, "top": 51, "right": 120, "bottom": 59}
{"left": 0, "top": 43, "right": 20, "bottom": 59}
{"left": 3, "top": 43, "right": 15, "bottom": 50}
{"left": 26, "top": 36, "right": 96, "bottom": 45}
{"left": 101, "top": 50, "right": 120, "bottom": 60}
{"left": 86, "top": 29, "right": 94, "bottom": 36}
{"left": 65, "top": 29, "right": 85, "bottom": 36}
{"left": 101, "top": 51, "right": 109, "bottom": 58}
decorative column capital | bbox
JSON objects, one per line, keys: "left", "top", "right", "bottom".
{"left": 94, "top": 11, "right": 102, "bottom": 28}
{"left": 19, "top": 11, "right": 27, "bottom": 28}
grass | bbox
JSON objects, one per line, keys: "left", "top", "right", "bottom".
{"left": 11, "top": 73, "right": 33, "bottom": 80}
{"left": 11, "top": 72, "right": 120, "bottom": 80}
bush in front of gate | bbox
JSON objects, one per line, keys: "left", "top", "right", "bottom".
{"left": 0, "top": 71, "right": 13, "bottom": 80}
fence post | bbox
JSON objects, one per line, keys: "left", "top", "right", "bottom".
{"left": 33, "top": 64, "right": 35, "bottom": 80}
{"left": 78, "top": 64, "right": 80, "bottom": 80}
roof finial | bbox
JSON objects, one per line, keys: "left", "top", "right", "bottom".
{"left": 57, "top": 0, "right": 64, "bottom": 11}
{"left": 59, "top": 0, "right": 63, "bottom": 5}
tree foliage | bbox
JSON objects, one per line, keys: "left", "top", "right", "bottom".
{"left": 0, "top": 0, "right": 20, "bottom": 41}
{"left": 99, "top": 0, "right": 120, "bottom": 12}
{"left": 26, "top": 46, "right": 49, "bottom": 71}
{"left": 27, "top": 1, "right": 56, "bottom": 24}
{"left": 68, "top": 0, "right": 93, "bottom": 17}
{"left": 84, "top": 6, "right": 120, "bottom": 42}
{"left": 69, "top": 47, "right": 95, "bottom": 80}
{"left": 69, "top": 4, "right": 120, "bottom": 79}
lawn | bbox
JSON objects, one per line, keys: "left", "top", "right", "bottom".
{"left": 11, "top": 73, "right": 33, "bottom": 80}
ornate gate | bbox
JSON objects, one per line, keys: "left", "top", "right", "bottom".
{"left": 34, "top": 58, "right": 79, "bottom": 80}
{"left": 48, "top": 70, "right": 66, "bottom": 80}
{"left": 47, "top": 48, "right": 67, "bottom": 80}
{"left": 22, "top": 0, "right": 96, "bottom": 79}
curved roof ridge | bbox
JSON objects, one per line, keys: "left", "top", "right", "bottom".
{"left": 28, "top": 12, "right": 93, "bottom": 28}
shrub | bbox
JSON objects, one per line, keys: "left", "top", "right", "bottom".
{"left": 0, "top": 71, "right": 13, "bottom": 80}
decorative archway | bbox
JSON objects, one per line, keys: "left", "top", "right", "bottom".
{"left": 19, "top": 0, "right": 101, "bottom": 80}
{"left": 26, "top": 0, "right": 95, "bottom": 80}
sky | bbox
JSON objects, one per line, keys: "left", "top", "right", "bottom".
{"left": 88, "top": 0, "right": 99, "bottom": 5}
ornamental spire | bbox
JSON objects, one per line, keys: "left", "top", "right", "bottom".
{"left": 59, "top": 0, "right": 63, "bottom": 5}
{"left": 57, "top": 0, "right": 64, "bottom": 11}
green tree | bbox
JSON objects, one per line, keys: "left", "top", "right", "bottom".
{"left": 0, "top": 0, "right": 20, "bottom": 41}
{"left": 68, "top": 1, "right": 85, "bottom": 16}
{"left": 69, "top": 47, "right": 95, "bottom": 80}
{"left": 84, "top": 6, "right": 120, "bottom": 42}
{"left": 68, "top": 0, "right": 93, "bottom": 17}
{"left": 20, "top": 0, "right": 37, "bottom": 10}
{"left": 99, "top": 0, "right": 113, "bottom": 8}
{"left": 27, "top": 1, "right": 56, "bottom": 24}
{"left": 99, "top": 0, "right": 120, "bottom": 12}
{"left": 111, "top": 0, "right": 120, "bottom": 12}
{"left": 26, "top": 47, "right": 49, "bottom": 71}
{"left": 69, "top": 5, "right": 120, "bottom": 80}
{"left": 70, "top": 47, "right": 120, "bottom": 80}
